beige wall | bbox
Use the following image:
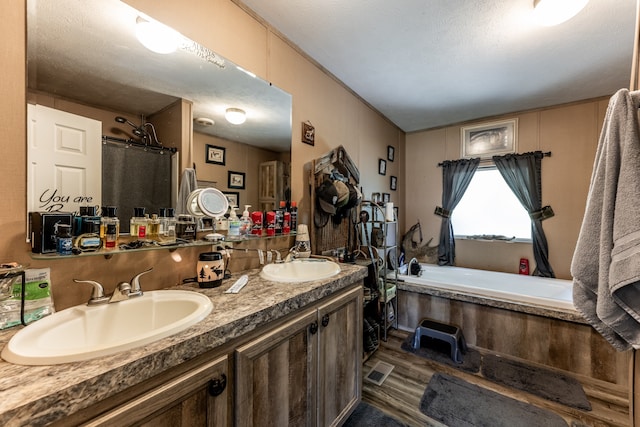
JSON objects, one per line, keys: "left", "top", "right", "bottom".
{"left": 0, "top": 0, "right": 402, "bottom": 310}
{"left": 405, "top": 99, "right": 608, "bottom": 279}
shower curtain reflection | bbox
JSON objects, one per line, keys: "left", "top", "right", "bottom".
{"left": 102, "top": 142, "right": 174, "bottom": 233}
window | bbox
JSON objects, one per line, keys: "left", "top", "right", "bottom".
{"left": 451, "top": 167, "right": 531, "bottom": 240}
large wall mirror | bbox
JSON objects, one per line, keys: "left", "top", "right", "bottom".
{"left": 27, "top": 0, "right": 292, "bottom": 232}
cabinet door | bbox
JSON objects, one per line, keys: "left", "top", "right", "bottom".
{"left": 317, "top": 286, "right": 363, "bottom": 427}
{"left": 235, "top": 308, "right": 319, "bottom": 427}
{"left": 84, "top": 355, "right": 229, "bottom": 427}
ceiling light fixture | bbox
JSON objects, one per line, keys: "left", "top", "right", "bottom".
{"left": 533, "top": 0, "right": 588, "bottom": 26}
{"left": 225, "top": 108, "right": 246, "bottom": 125}
{"left": 135, "top": 15, "right": 182, "bottom": 54}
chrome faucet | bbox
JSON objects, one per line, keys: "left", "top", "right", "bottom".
{"left": 74, "top": 267, "right": 153, "bottom": 305}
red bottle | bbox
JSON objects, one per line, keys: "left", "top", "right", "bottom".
{"left": 251, "top": 211, "right": 263, "bottom": 236}
{"left": 519, "top": 258, "right": 529, "bottom": 275}
{"left": 283, "top": 212, "right": 291, "bottom": 234}
{"left": 266, "top": 211, "right": 276, "bottom": 236}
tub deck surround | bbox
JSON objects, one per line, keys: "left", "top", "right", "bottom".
{"left": 0, "top": 263, "right": 367, "bottom": 426}
{"left": 392, "top": 264, "right": 584, "bottom": 323}
{"left": 397, "top": 279, "right": 585, "bottom": 324}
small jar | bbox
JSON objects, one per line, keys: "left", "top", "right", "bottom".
{"left": 176, "top": 214, "right": 196, "bottom": 241}
{"left": 56, "top": 224, "right": 73, "bottom": 255}
{"left": 197, "top": 252, "right": 224, "bottom": 288}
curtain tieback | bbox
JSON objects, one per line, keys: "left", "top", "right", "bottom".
{"left": 434, "top": 206, "right": 451, "bottom": 218}
{"left": 529, "top": 205, "right": 554, "bottom": 221}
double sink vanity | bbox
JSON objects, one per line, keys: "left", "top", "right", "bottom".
{"left": 0, "top": 261, "right": 366, "bottom": 426}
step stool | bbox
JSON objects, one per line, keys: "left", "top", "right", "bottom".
{"left": 412, "top": 318, "right": 467, "bottom": 364}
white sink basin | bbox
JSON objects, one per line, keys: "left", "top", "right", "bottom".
{"left": 260, "top": 259, "right": 341, "bottom": 283}
{"left": 1, "top": 290, "right": 212, "bottom": 365}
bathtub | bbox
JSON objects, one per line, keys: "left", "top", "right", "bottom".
{"left": 392, "top": 263, "right": 629, "bottom": 387}
{"left": 392, "top": 263, "right": 575, "bottom": 312}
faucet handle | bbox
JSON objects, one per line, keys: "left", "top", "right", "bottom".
{"left": 73, "top": 279, "right": 109, "bottom": 305}
{"left": 130, "top": 267, "right": 153, "bottom": 296}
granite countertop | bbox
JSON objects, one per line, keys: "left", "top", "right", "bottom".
{"left": 0, "top": 263, "right": 367, "bottom": 426}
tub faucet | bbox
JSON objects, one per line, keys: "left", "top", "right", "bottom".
{"left": 408, "top": 258, "right": 421, "bottom": 277}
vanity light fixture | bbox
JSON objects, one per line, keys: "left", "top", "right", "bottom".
{"left": 225, "top": 108, "right": 247, "bottom": 125}
{"left": 135, "top": 15, "right": 182, "bottom": 54}
{"left": 533, "top": 0, "right": 588, "bottom": 26}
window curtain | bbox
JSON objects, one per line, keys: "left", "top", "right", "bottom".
{"left": 435, "top": 158, "right": 480, "bottom": 266}
{"left": 492, "top": 151, "right": 555, "bottom": 277}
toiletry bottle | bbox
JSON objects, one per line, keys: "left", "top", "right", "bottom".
{"left": 283, "top": 210, "right": 291, "bottom": 234}
{"left": 266, "top": 211, "right": 276, "bottom": 236}
{"left": 56, "top": 224, "right": 73, "bottom": 255}
{"left": 148, "top": 213, "right": 160, "bottom": 240}
{"left": 100, "top": 206, "right": 120, "bottom": 247}
{"left": 105, "top": 223, "right": 118, "bottom": 249}
{"left": 130, "top": 207, "right": 148, "bottom": 238}
{"left": 82, "top": 206, "right": 101, "bottom": 234}
{"left": 176, "top": 214, "right": 196, "bottom": 240}
{"left": 228, "top": 207, "right": 241, "bottom": 236}
{"left": 159, "top": 208, "right": 177, "bottom": 243}
{"left": 239, "top": 205, "right": 253, "bottom": 236}
{"left": 290, "top": 201, "right": 298, "bottom": 232}
{"left": 251, "top": 210, "right": 263, "bottom": 236}
{"left": 275, "top": 201, "right": 285, "bottom": 235}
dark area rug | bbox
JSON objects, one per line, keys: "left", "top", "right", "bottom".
{"left": 421, "top": 372, "right": 568, "bottom": 427}
{"left": 401, "top": 332, "right": 482, "bottom": 373}
{"left": 343, "top": 401, "right": 407, "bottom": 427}
{"left": 482, "top": 354, "right": 592, "bottom": 411}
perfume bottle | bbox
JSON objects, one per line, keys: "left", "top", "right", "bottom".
{"left": 130, "top": 207, "right": 148, "bottom": 239}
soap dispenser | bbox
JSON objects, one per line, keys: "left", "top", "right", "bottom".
{"left": 227, "top": 206, "right": 240, "bottom": 236}
{"left": 239, "top": 205, "right": 253, "bottom": 236}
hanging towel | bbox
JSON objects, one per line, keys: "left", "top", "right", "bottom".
{"left": 176, "top": 168, "right": 198, "bottom": 215}
{"left": 571, "top": 88, "right": 640, "bottom": 351}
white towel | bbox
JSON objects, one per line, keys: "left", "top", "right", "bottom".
{"left": 571, "top": 88, "right": 640, "bottom": 351}
{"left": 176, "top": 168, "right": 198, "bottom": 215}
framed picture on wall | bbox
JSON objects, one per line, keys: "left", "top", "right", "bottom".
{"left": 205, "top": 144, "right": 226, "bottom": 165}
{"left": 378, "top": 159, "right": 387, "bottom": 175}
{"left": 390, "top": 175, "right": 397, "bottom": 191}
{"left": 461, "top": 118, "right": 518, "bottom": 159}
{"left": 387, "top": 145, "right": 395, "bottom": 161}
{"left": 382, "top": 193, "right": 391, "bottom": 203}
{"left": 228, "top": 171, "right": 246, "bottom": 189}
{"left": 223, "top": 191, "right": 239, "bottom": 208}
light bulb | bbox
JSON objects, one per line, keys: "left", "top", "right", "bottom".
{"left": 135, "top": 16, "right": 181, "bottom": 54}
{"left": 225, "top": 108, "right": 246, "bottom": 125}
{"left": 533, "top": 0, "right": 589, "bottom": 26}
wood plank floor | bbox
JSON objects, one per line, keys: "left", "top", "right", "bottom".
{"left": 361, "top": 330, "right": 630, "bottom": 427}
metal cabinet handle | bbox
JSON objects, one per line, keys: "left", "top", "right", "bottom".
{"left": 321, "top": 314, "right": 330, "bottom": 327}
{"left": 208, "top": 373, "right": 227, "bottom": 396}
{"left": 309, "top": 320, "right": 318, "bottom": 335}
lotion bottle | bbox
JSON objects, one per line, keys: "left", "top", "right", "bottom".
{"left": 239, "top": 205, "right": 253, "bottom": 236}
{"left": 227, "top": 207, "right": 240, "bottom": 236}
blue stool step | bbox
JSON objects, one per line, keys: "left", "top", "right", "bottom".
{"left": 412, "top": 318, "right": 467, "bottom": 364}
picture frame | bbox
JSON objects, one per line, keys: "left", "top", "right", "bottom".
{"left": 302, "top": 122, "right": 315, "bottom": 145}
{"left": 390, "top": 175, "right": 397, "bottom": 191}
{"left": 228, "top": 171, "right": 246, "bottom": 189}
{"left": 393, "top": 206, "right": 399, "bottom": 220}
{"left": 378, "top": 159, "right": 387, "bottom": 175}
{"left": 461, "top": 118, "right": 518, "bottom": 159}
{"left": 371, "top": 192, "right": 381, "bottom": 204}
{"left": 205, "top": 144, "right": 226, "bottom": 165}
{"left": 387, "top": 145, "right": 395, "bottom": 162}
{"left": 223, "top": 191, "right": 239, "bottom": 208}
{"left": 382, "top": 193, "right": 391, "bottom": 203}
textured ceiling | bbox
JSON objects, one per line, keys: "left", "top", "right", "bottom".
{"left": 239, "top": 0, "right": 637, "bottom": 132}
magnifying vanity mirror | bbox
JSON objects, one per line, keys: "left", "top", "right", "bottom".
{"left": 26, "top": 0, "right": 293, "bottom": 234}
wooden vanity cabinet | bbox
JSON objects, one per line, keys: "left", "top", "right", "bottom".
{"left": 79, "top": 354, "right": 230, "bottom": 427}
{"left": 235, "top": 285, "right": 362, "bottom": 427}
{"left": 53, "top": 283, "right": 362, "bottom": 427}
